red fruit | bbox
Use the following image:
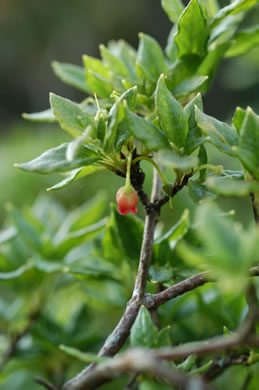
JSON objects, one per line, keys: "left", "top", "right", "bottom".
{"left": 116, "top": 186, "right": 138, "bottom": 215}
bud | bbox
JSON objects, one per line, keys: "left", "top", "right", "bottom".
{"left": 116, "top": 186, "right": 138, "bottom": 215}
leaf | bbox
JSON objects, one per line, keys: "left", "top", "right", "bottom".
{"left": 184, "top": 93, "right": 204, "bottom": 155}
{"left": 232, "top": 106, "right": 246, "bottom": 134}
{"left": 83, "top": 55, "right": 113, "bottom": 98}
{"left": 0, "top": 263, "right": 33, "bottom": 281}
{"left": 161, "top": 0, "right": 184, "bottom": 23}
{"left": 195, "top": 203, "right": 249, "bottom": 277}
{"left": 104, "top": 87, "right": 137, "bottom": 151}
{"left": 198, "top": 42, "right": 230, "bottom": 90}
{"left": 60, "top": 345, "right": 109, "bottom": 363}
{"left": 130, "top": 306, "right": 158, "bottom": 348}
{"left": 188, "top": 180, "right": 217, "bottom": 202}
{"left": 108, "top": 40, "right": 138, "bottom": 83}
{"left": 22, "top": 108, "right": 55, "bottom": 123}
{"left": 137, "top": 33, "right": 167, "bottom": 84}
{"left": 225, "top": 25, "right": 259, "bottom": 57}
{"left": 195, "top": 106, "right": 239, "bottom": 156}
{"left": 149, "top": 265, "right": 173, "bottom": 283}
{"left": 125, "top": 105, "right": 170, "bottom": 151}
{"left": 51, "top": 61, "right": 90, "bottom": 93}
{"left": 173, "top": 76, "right": 208, "bottom": 97}
{"left": 155, "top": 75, "right": 188, "bottom": 150}
{"left": 177, "top": 355, "right": 196, "bottom": 372}
{"left": 100, "top": 44, "right": 129, "bottom": 77}
{"left": 237, "top": 107, "right": 259, "bottom": 179}
{"left": 50, "top": 93, "right": 95, "bottom": 137}
{"left": 157, "top": 326, "right": 171, "bottom": 347}
{"left": 15, "top": 143, "right": 101, "bottom": 174}
{"left": 0, "top": 227, "right": 17, "bottom": 244}
{"left": 53, "top": 219, "right": 106, "bottom": 258}
{"left": 7, "top": 204, "right": 43, "bottom": 251}
{"left": 206, "top": 176, "right": 259, "bottom": 197}
{"left": 155, "top": 209, "right": 190, "bottom": 249}
{"left": 175, "top": 0, "right": 210, "bottom": 58}
{"left": 210, "top": 0, "right": 259, "bottom": 28}
{"left": 47, "top": 166, "right": 103, "bottom": 191}
{"left": 157, "top": 149, "right": 198, "bottom": 172}
{"left": 112, "top": 205, "right": 144, "bottom": 260}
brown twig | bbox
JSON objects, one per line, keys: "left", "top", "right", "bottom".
{"left": 65, "top": 348, "right": 215, "bottom": 390}
{"left": 0, "top": 309, "right": 39, "bottom": 372}
{"left": 34, "top": 377, "right": 58, "bottom": 390}
{"left": 250, "top": 192, "right": 259, "bottom": 224}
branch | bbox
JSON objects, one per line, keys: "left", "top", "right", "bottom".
{"left": 250, "top": 192, "right": 259, "bottom": 224}
{"left": 0, "top": 309, "right": 39, "bottom": 372}
{"left": 145, "top": 266, "right": 259, "bottom": 310}
{"left": 34, "top": 377, "right": 58, "bottom": 390}
{"left": 63, "top": 169, "right": 161, "bottom": 390}
{"left": 65, "top": 348, "right": 215, "bottom": 390}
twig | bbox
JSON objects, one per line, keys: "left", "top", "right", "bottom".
{"left": 63, "top": 169, "right": 162, "bottom": 390}
{"left": 64, "top": 348, "right": 214, "bottom": 390}
{"left": 250, "top": 192, "right": 259, "bottom": 224}
{"left": 34, "top": 376, "right": 58, "bottom": 390}
{"left": 145, "top": 272, "right": 210, "bottom": 309}
{"left": 124, "top": 372, "right": 139, "bottom": 390}
{"left": 0, "top": 309, "right": 39, "bottom": 372}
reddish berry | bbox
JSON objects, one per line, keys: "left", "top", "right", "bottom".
{"left": 116, "top": 186, "right": 138, "bottom": 215}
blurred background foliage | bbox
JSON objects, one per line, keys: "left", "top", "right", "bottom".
{"left": 0, "top": 1, "right": 259, "bottom": 388}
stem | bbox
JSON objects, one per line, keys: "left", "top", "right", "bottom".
{"left": 133, "top": 156, "right": 168, "bottom": 185}
{"left": 193, "top": 164, "right": 225, "bottom": 176}
{"left": 125, "top": 152, "right": 133, "bottom": 190}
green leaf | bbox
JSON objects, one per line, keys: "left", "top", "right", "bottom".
{"left": 7, "top": 204, "right": 43, "bottom": 251}
{"left": 112, "top": 205, "right": 144, "bottom": 260}
{"left": 51, "top": 61, "right": 90, "bottom": 93}
{"left": 225, "top": 25, "right": 259, "bottom": 57}
{"left": 0, "top": 227, "right": 17, "bottom": 244}
{"left": 175, "top": 0, "right": 210, "bottom": 58}
{"left": 50, "top": 93, "right": 95, "bottom": 137}
{"left": 177, "top": 355, "right": 196, "bottom": 372}
{"left": 237, "top": 107, "right": 259, "bottom": 179}
{"left": 83, "top": 55, "right": 113, "bottom": 98}
{"left": 155, "top": 75, "right": 188, "bottom": 150}
{"left": 195, "top": 203, "right": 250, "bottom": 280}
{"left": 155, "top": 209, "right": 189, "bottom": 248}
{"left": 53, "top": 219, "right": 106, "bottom": 258}
{"left": 22, "top": 108, "right": 55, "bottom": 123}
{"left": 157, "top": 149, "right": 198, "bottom": 172}
{"left": 104, "top": 87, "right": 137, "bottom": 151}
{"left": 161, "top": 0, "right": 184, "bottom": 23}
{"left": 156, "top": 326, "right": 171, "bottom": 347}
{"left": 184, "top": 93, "right": 204, "bottom": 155}
{"left": 100, "top": 44, "right": 128, "bottom": 77}
{"left": 210, "top": 0, "right": 259, "bottom": 28}
{"left": 0, "top": 263, "right": 33, "bottom": 281}
{"left": 188, "top": 180, "right": 217, "bottom": 202}
{"left": 206, "top": 176, "right": 259, "bottom": 197}
{"left": 198, "top": 42, "right": 230, "bottom": 90}
{"left": 137, "top": 33, "right": 167, "bottom": 84}
{"left": 173, "top": 76, "right": 208, "bottom": 97}
{"left": 47, "top": 166, "right": 103, "bottom": 191}
{"left": 195, "top": 106, "right": 239, "bottom": 156}
{"left": 130, "top": 306, "right": 158, "bottom": 348}
{"left": 199, "top": 0, "right": 220, "bottom": 18}
{"left": 208, "top": 14, "right": 243, "bottom": 49}
{"left": 125, "top": 105, "right": 170, "bottom": 151}
{"left": 149, "top": 265, "right": 173, "bottom": 283}
{"left": 232, "top": 106, "right": 246, "bottom": 134}
{"left": 60, "top": 345, "right": 109, "bottom": 363}
{"left": 108, "top": 40, "right": 138, "bottom": 83}
{"left": 15, "top": 143, "right": 101, "bottom": 174}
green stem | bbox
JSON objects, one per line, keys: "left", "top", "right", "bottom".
{"left": 125, "top": 152, "right": 133, "bottom": 191}
{"left": 193, "top": 164, "right": 227, "bottom": 176}
{"left": 132, "top": 156, "right": 167, "bottom": 185}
